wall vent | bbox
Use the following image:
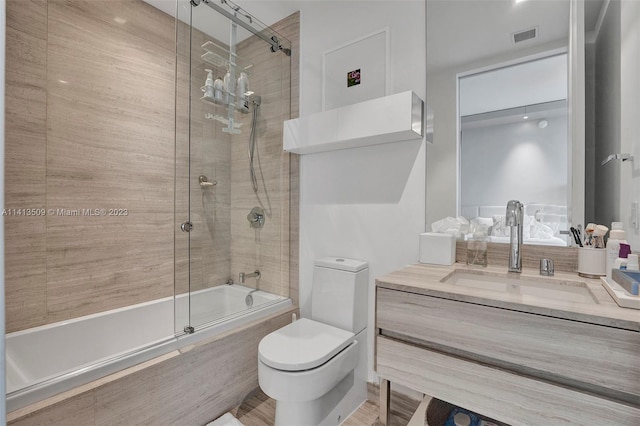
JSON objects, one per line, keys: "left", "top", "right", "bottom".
{"left": 512, "top": 27, "right": 538, "bottom": 44}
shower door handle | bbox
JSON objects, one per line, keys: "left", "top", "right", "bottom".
{"left": 181, "top": 221, "right": 193, "bottom": 232}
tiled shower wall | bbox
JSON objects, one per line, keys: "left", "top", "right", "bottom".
{"left": 175, "top": 17, "right": 234, "bottom": 299}
{"left": 5, "top": 0, "right": 176, "bottom": 332}
{"left": 5, "top": 0, "right": 296, "bottom": 333}
{"left": 229, "top": 15, "right": 296, "bottom": 298}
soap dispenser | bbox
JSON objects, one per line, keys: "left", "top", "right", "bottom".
{"left": 213, "top": 76, "right": 224, "bottom": 102}
{"left": 204, "top": 69, "right": 214, "bottom": 99}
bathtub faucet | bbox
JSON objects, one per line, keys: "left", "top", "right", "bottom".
{"left": 239, "top": 270, "right": 261, "bottom": 284}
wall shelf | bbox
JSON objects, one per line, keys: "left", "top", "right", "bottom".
{"left": 204, "top": 111, "right": 243, "bottom": 133}
{"left": 201, "top": 41, "right": 253, "bottom": 75}
{"left": 283, "top": 91, "right": 424, "bottom": 154}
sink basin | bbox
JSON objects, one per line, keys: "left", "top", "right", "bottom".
{"left": 441, "top": 270, "right": 599, "bottom": 305}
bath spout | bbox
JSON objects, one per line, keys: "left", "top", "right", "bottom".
{"left": 239, "top": 270, "right": 261, "bottom": 284}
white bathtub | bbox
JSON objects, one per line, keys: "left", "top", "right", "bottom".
{"left": 6, "top": 285, "right": 290, "bottom": 412}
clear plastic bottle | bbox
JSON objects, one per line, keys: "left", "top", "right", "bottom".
{"left": 213, "top": 77, "right": 224, "bottom": 102}
{"left": 204, "top": 69, "right": 214, "bottom": 99}
{"left": 223, "top": 68, "right": 232, "bottom": 105}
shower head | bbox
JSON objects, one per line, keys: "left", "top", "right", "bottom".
{"left": 251, "top": 95, "right": 262, "bottom": 107}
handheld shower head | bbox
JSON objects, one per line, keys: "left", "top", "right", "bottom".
{"left": 248, "top": 94, "right": 261, "bottom": 193}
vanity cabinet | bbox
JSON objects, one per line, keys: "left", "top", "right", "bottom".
{"left": 375, "top": 284, "right": 640, "bottom": 425}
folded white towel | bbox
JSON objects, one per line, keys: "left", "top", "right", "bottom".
{"left": 205, "top": 413, "right": 245, "bottom": 426}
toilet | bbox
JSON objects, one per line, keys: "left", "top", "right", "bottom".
{"left": 258, "top": 257, "right": 368, "bottom": 426}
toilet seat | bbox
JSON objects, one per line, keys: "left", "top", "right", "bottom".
{"left": 258, "top": 318, "right": 354, "bottom": 372}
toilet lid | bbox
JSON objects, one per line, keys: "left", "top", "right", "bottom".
{"left": 258, "top": 318, "right": 355, "bottom": 371}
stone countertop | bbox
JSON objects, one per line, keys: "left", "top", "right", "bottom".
{"left": 376, "top": 263, "right": 640, "bottom": 332}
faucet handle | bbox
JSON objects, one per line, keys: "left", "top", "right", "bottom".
{"left": 540, "top": 258, "right": 554, "bottom": 276}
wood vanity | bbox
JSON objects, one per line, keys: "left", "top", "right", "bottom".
{"left": 375, "top": 263, "right": 640, "bottom": 425}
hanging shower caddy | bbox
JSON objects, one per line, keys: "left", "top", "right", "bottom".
{"left": 199, "top": 40, "right": 253, "bottom": 134}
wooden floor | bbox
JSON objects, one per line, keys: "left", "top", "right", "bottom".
{"left": 230, "top": 390, "right": 413, "bottom": 426}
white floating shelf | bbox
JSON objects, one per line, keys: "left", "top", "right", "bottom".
{"left": 283, "top": 91, "right": 424, "bottom": 154}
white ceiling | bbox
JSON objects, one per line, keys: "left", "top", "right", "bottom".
{"left": 427, "top": 0, "right": 571, "bottom": 73}
{"left": 143, "top": 0, "right": 605, "bottom": 74}
{"left": 144, "top": 1, "right": 426, "bottom": 46}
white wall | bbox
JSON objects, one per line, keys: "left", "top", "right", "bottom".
{"left": 295, "top": 1, "right": 426, "bottom": 382}
{"left": 594, "top": 0, "right": 621, "bottom": 229}
{"left": 591, "top": 0, "right": 639, "bottom": 250}
{"left": 461, "top": 116, "right": 568, "bottom": 211}
{"left": 620, "top": 0, "right": 640, "bottom": 249}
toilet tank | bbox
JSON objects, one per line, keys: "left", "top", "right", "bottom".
{"left": 311, "top": 257, "right": 369, "bottom": 333}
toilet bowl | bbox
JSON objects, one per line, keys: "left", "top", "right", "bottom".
{"left": 258, "top": 257, "right": 369, "bottom": 426}
{"left": 258, "top": 318, "right": 359, "bottom": 425}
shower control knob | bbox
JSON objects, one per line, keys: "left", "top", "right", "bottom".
{"left": 247, "top": 207, "right": 265, "bottom": 229}
{"left": 181, "top": 221, "right": 193, "bottom": 232}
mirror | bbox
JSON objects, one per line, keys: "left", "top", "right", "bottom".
{"left": 425, "top": 0, "right": 636, "bottom": 246}
{"left": 459, "top": 54, "right": 570, "bottom": 245}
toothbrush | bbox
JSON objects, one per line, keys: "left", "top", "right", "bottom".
{"left": 592, "top": 224, "right": 609, "bottom": 248}
{"left": 570, "top": 227, "right": 583, "bottom": 247}
{"left": 584, "top": 223, "right": 596, "bottom": 246}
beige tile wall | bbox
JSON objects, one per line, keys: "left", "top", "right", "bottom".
{"left": 455, "top": 241, "right": 579, "bottom": 272}
{"left": 229, "top": 13, "right": 299, "bottom": 299}
{"left": 178, "top": 25, "right": 233, "bottom": 297}
{"left": 44, "top": 0, "right": 177, "bottom": 323}
{"left": 5, "top": 0, "right": 299, "bottom": 333}
{"left": 4, "top": 0, "right": 177, "bottom": 331}
{"left": 5, "top": 0, "right": 49, "bottom": 332}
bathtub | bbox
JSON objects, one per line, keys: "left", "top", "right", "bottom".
{"left": 6, "top": 284, "right": 290, "bottom": 412}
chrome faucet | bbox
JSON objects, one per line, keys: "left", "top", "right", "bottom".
{"left": 506, "top": 200, "right": 523, "bottom": 273}
{"left": 239, "top": 270, "right": 261, "bottom": 284}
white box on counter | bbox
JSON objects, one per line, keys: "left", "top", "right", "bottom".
{"left": 419, "top": 232, "right": 456, "bottom": 265}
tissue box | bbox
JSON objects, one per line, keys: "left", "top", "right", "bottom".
{"left": 419, "top": 232, "right": 456, "bottom": 265}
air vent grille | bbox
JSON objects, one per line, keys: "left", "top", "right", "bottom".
{"left": 512, "top": 27, "right": 538, "bottom": 44}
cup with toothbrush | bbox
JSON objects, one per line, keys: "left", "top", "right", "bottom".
{"left": 577, "top": 223, "right": 608, "bottom": 277}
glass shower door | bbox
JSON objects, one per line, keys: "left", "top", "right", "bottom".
{"left": 177, "top": 0, "right": 292, "bottom": 333}
{"left": 174, "top": 0, "right": 193, "bottom": 334}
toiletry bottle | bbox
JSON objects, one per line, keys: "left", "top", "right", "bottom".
{"left": 223, "top": 68, "right": 232, "bottom": 105}
{"left": 213, "top": 76, "right": 224, "bottom": 102}
{"left": 606, "top": 222, "right": 628, "bottom": 281}
{"left": 236, "top": 72, "right": 250, "bottom": 112}
{"left": 204, "top": 69, "right": 215, "bottom": 99}
{"left": 628, "top": 254, "right": 640, "bottom": 272}
{"left": 614, "top": 243, "right": 632, "bottom": 270}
